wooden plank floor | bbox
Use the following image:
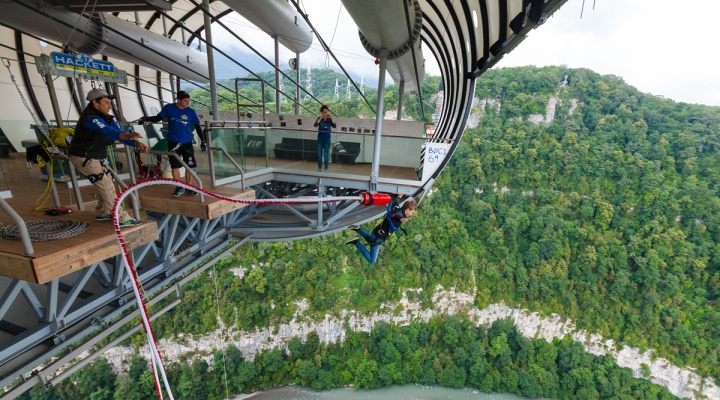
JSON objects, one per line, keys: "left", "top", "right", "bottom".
{"left": 0, "top": 193, "right": 158, "bottom": 284}
{"left": 138, "top": 184, "right": 255, "bottom": 220}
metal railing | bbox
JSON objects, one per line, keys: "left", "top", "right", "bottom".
{"left": 209, "top": 147, "right": 245, "bottom": 189}
{"left": 0, "top": 197, "right": 33, "bottom": 255}
{"left": 206, "top": 121, "right": 246, "bottom": 189}
{"left": 141, "top": 149, "right": 205, "bottom": 203}
{"left": 235, "top": 78, "right": 266, "bottom": 122}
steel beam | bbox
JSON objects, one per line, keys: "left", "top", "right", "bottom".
{"left": 202, "top": 0, "right": 219, "bottom": 120}
{"left": 371, "top": 49, "right": 388, "bottom": 191}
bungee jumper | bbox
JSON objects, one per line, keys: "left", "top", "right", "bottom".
{"left": 110, "top": 180, "right": 398, "bottom": 399}
{"left": 345, "top": 192, "right": 417, "bottom": 264}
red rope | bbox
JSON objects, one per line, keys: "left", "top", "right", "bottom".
{"left": 111, "top": 178, "right": 367, "bottom": 399}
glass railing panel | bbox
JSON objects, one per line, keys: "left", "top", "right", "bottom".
{"left": 265, "top": 128, "right": 316, "bottom": 171}
{"left": 206, "top": 128, "right": 249, "bottom": 183}
{"left": 377, "top": 135, "right": 425, "bottom": 181}
{"left": 196, "top": 125, "right": 427, "bottom": 183}
{"left": 264, "top": 128, "right": 424, "bottom": 181}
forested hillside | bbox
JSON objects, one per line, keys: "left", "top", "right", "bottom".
{"left": 18, "top": 66, "right": 720, "bottom": 399}
{"left": 22, "top": 318, "right": 677, "bottom": 400}
{"left": 178, "top": 66, "right": 720, "bottom": 381}
{"left": 463, "top": 66, "right": 720, "bottom": 379}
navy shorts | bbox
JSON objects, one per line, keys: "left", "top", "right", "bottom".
{"left": 167, "top": 141, "right": 197, "bottom": 169}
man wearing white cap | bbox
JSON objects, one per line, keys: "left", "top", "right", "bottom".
{"left": 68, "top": 88, "right": 148, "bottom": 226}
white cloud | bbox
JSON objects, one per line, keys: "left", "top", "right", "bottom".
{"left": 214, "top": 0, "right": 720, "bottom": 106}
{"left": 498, "top": 0, "right": 720, "bottom": 106}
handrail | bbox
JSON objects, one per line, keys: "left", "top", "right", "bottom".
{"left": 111, "top": 148, "right": 205, "bottom": 202}
{"left": 206, "top": 123, "right": 441, "bottom": 141}
{"left": 104, "top": 160, "right": 143, "bottom": 220}
{"left": 235, "top": 78, "right": 266, "bottom": 123}
{"left": 209, "top": 147, "right": 245, "bottom": 189}
{"left": 0, "top": 197, "right": 34, "bottom": 255}
{"left": 206, "top": 120, "right": 268, "bottom": 127}
{"left": 54, "top": 154, "right": 84, "bottom": 211}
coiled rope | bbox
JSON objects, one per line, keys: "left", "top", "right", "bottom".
{"left": 0, "top": 220, "right": 89, "bottom": 241}
{"left": 112, "top": 178, "right": 377, "bottom": 400}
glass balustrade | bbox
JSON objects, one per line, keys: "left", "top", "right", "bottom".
{"left": 207, "top": 126, "right": 426, "bottom": 183}
{"left": 0, "top": 117, "right": 429, "bottom": 205}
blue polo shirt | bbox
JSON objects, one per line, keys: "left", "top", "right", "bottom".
{"left": 158, "top": 103, "right": 200, "bottom": 143}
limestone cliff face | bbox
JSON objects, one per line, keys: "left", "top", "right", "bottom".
{"left": 469, "top": 89, "right": 582, "bottom": 128}
{"left": 103, "top": 286, "right": 718, "bottom": 399}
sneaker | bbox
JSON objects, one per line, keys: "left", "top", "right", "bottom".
{"left": 317, "top": 169, "right": 322, "bottom": 172}
{"left": 172, "top": 188, "right": 184, "bottom": 197}
{"left": 119, "top": 219, "right": 143, "bottom": 227}
{"left": 185, "top": 189, "right": 199, "bottom": 196}
{"left": 348, "top": 225, "right": 360, "bottom": 231}
{"left": 345, "top": 238, "right": 360, "bottom": 246}
{"left": 96, "top": 215, "right": 112, "bottom": 221}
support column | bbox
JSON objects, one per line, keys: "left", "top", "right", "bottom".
{"left": 295, "top": 52, "right": 301, "bottom": 115}
{"left": 45, "top": 75, "right": 64, "bottom": 128}
{"left": 274, "top": 35, "right": 280, "bottom": 114}
{"left": 110, "top": 83, "right": 141, "bottom": 221}
{"left": 44, "top": 74, "right": 62, "bottom": 207}
{"left": 397, "top": 80, "right": 405, "bottom": 120}
{"left": 75, "top": 78, "right": 86, "bottom": 106}
{"left": 202, "top": 0, "right": 219, "bottom": 121}
{"left": 370, "top": 49, "right": 388, "bottom": 191}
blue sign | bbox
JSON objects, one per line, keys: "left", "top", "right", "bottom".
{"left": 50, "top": 52, "right": 115, "bottom": 77}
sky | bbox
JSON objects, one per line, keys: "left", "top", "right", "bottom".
{"left": 213, "top": 0, "right": 720, "bottom": 106}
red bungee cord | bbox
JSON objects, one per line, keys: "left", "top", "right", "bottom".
{"left": 112, "top": 178, "right": 391, "bottom": 399}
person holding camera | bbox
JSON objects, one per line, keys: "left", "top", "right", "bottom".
{"left": 313, "top": 105, "right": 336, "bottom": 172}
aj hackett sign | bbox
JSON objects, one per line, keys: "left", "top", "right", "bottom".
{"left": 50, "top": 52, "right": 115, "bottom": 77}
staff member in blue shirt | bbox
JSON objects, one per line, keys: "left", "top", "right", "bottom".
{"left": 68, "top": 88, "right": 148, "bottom": 226}
{"left": 314, "top": 105, "right": 336, "bottom": 172}
{"left": 140, "top": 91, "right": 206, "bottom": 197}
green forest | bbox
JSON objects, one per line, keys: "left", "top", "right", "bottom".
{"left": 18, "top": 65, "right": 720, "bottom": 399}
{"left": 19, "top": 317, "right": 678, "bottom": 400}
{"left": 176, "top": 66, "right": 720, "bottom": 381}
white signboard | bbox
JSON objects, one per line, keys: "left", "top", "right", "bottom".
{"left": 422, "top": 142, "right": 451, "bottom": 182}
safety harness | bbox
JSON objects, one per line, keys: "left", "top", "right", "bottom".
{"left": 373, "top": 202, "right": 407, "bottom": 242}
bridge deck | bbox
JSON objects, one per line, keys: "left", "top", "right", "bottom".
{"left": 0, "top": 194, "right": 158, "bottom": 284}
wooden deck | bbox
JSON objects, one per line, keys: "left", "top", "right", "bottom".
{"left": 0, "top": 146, "right": 414, "bottom": 283}
{"left": 0, "top": 194, "right": 159, "bottom": 284}
{"left": 138, "top": 184, "right": 255, "bottom": 220}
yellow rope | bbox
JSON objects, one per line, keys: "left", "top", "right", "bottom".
{"left": 31, "top": 148, "right": 56, "bottom": 216}
{"left": 31, "top": 128, "right": 74, "bottom": 215}
{"left": 46, "top": 127, "right": 74, "bottom": 149}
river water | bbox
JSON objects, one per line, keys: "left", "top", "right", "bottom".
{"left": 228, "top": 385, "right": 543, "bottom": 400}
